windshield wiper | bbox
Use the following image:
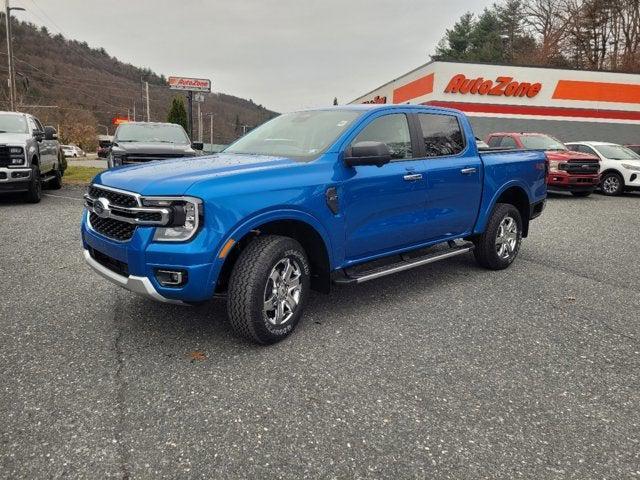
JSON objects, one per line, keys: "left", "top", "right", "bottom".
{"left": 0, "top": 130, "right": 7, "bottom": 133}
{"left": 117, "top": 140, "right": 139, "bottom": 143}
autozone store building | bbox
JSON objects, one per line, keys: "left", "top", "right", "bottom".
{"left": 350, "top": 61, "right": 640, "bottom": 144}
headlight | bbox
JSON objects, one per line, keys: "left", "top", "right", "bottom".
{"left": 621, "top": 163, "right": 640, "bottom": 172}
{"left": 142, "top": 197, "right": 203, "bottom": 242}
{"left": 110, "top": 155, "right": 123, "bottom": 167}
{"left": 548, "top": 159, "right": 562, "bottom": 172}
{"left": 10, "top": 147, "right": 22, "bottom": 154}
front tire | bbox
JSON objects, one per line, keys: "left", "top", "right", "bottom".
{"left": 25, "top": 165, "right": 42, "bottom": 203}
{"left": 473, "top": 203, "right": 522, "bottom": 270}
{"left": 600, "top": 172, "right": 624, "bottom": 196}
{"left": 48, "top": 163, "right": 63, "bottom": 190}
{"left": 227, "top": 235, "right": 310, "bottom": 344}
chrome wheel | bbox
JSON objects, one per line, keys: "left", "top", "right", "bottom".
{"left": 602, "top": 175, "right": 620, "bottom": 194}
{"left": 495, "top": 216, "right": 518, "bottom": 260}
{"left": 263, "top": 257, "right": 302, "bottom": 326}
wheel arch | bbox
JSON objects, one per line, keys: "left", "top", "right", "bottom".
{"left": 479, "top": 183, "right": 532, "bottom": 238}
{"left": 214, "top": 210, "right": 333, "bottom": 294}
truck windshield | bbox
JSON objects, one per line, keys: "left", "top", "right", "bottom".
{"left": 594, "top": 144, "right": 640, "bottom": 160}
{"left": 520, "top": 135, "right": 567, "bottom": 151}
{"left": 115, "top": 123, "right": 190, "bottom": 144}
{"left": 224, "top": 110, "right": 362, "bottom": 161}
{"left": 0, "top": 114, "right": 28, "bottom": 134}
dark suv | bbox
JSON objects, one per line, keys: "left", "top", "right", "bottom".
{"left": 105, "top": 122, "right": 203, "bottom": 168}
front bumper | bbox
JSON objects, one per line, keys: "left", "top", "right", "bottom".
{"left": 83, "top": 249, "right": 186, "bottom": 305}
{"left": 547, "top": 172, "right": 599, "bottom": 192}
{"left": 0, "top": 167, "right": 31, "bottom": 192}
{"left": 81, "top": 210, "right": 222, "bottom": 303}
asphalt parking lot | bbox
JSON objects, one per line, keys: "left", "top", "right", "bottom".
{"left": 1, "top": 187, "right": 639, "bottom": 479}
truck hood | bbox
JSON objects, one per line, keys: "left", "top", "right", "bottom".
{"left": 545, "top": 150, "right": 599, "bottom": 162}
{"left": 0, "top": 132, "right": 30, "bottom": 144}
{"left": 114, "top": 142, "right": 194, "bottom": 155}
{"left": 95, "top": 153, "right": 298, "bottom": 195}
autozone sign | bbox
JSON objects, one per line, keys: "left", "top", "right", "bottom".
{"left": 168, "top": 76, "right": 211, "bottom": 92}
{"left": 445, "top": 74, "right": 542, "bottom": 98}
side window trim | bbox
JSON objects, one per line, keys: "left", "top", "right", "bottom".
{"left": 411, "top": 112, "right": 468, "bottom": 160}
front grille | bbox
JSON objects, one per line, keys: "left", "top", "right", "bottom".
{"left": 0, "top": 146, "right": 10, "bottom": 167}
{"left": 88, "top": 185, "right": 138, "bottom": 207}
{"left": 89, "top": 247, "right": 129, "bottom": 277}
{"left": 137, "top": 211, "right": 163, "bottom": 221}
{"left": 123, "top": 153, "right": 187, "bottom": 164}
{"left": 89, "top": 212, "right": 136, "bottom": 241}
{"left": 561, "top": 160, "right": 600, "bottom": 175}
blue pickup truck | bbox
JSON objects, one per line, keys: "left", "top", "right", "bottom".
{"left": 82, "top": 105, "right": 546, "bottom": 344}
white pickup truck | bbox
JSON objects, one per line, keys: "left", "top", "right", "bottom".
{"left": 0, "top": 111, "right": 64, "bottom": 202}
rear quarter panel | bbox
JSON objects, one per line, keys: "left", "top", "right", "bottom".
{"left": 475, "top": 150, "right": 547, "bottom": 234}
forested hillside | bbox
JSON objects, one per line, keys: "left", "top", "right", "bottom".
{"left": 433, "top": 0, "right": 640, "bottom": 72}
{"left": 0, "top": 13, "right": 277, "bottom": 149}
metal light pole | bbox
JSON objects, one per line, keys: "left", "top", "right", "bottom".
{"left": 4, "top": 1, "right": 25, "bottom": 111}
{"left": 204, "top": 112, "right": 216, "bottom": 146}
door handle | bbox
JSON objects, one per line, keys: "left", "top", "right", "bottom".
{"left": 460, "top": 167, "right": 477, "bottom": 175}
{"left": 403, "top": 173, "right": 423, "bottom": 181}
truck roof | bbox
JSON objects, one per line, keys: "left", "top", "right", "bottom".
{"left": 300, "top": 104, "right": 464, "bottom": 115}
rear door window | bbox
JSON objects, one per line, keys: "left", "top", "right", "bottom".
{"left": 499, "top": 136, "right": 518, "bottom": 149}
{"left": 417, "top": 114, "right": 465, "bottom": 157}
{"left": 487, "top": 136, "right": 503, "bottom": 148}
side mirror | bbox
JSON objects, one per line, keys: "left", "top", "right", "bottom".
{"left": 33, "top": 129, "right": 44, "bottom": 141}
{"left": 44, "top": 126, "right": 58, "bottom": 141}
{"left": 191, "top": 141, "right": 204, "bottom": 151}
{"left": 344, "top": 141, "right": 392, "bottom": 168}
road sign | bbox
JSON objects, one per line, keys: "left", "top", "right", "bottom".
{"left": 168, "top": 76, "right": 211, "bottom": 92}
{"left": 194, "top": 93, "right": 206, "bottom": 103}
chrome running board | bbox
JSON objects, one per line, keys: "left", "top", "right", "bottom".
{"left": 334, "top": 242, "right": 474, "bottom": 285}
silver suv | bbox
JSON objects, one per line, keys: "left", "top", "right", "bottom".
{"left": 0, "top": 111, "right": 64, "bottom": 203}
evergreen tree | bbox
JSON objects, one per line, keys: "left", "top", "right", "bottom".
{"left": 167, "top": 96, "right": 188, "bottom": 132}
{"left": 333, "top": 97, "right": 338, "bottom": 105}
{"left": 432, "top": 12, "right": 475, "bottom": 61}
{"left": 469, "top": 8, "right": 506, "bottom": 63}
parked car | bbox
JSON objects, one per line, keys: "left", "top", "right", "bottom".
{"left": 625, "top": 145, "right": 640, "bottom": 156}
{"left": 61, "top": 144, "right": 85, "bottom": 158}
{"left": 82, "top": 105, "right": 546, "bottom": 344}
{"left": 104, "top": 122, "right": 203, "bottom": 168}
{"left": 567, "top": 141, "right": 640, "bottom": 196}
{"left": 0, "top": 111, "right": 64, "bottom": 203}
{"left": 486, "top": 132, "right": 600, "bottom": 197}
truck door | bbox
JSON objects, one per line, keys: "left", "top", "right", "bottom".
{"left": 28, "top": 116, "right": 53, "bottom": 173}
{"left": 414, "top": 113, "right": 483, "bottom": 240}
{"left": 342, "top": 112, "right": 428, "bottom": 261}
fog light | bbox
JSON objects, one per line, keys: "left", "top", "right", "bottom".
{"left": 155, "top": 269, "right": 187, "bottom": 287}
{"left": 11, "top": 171, "right": 28, "bottom": 178}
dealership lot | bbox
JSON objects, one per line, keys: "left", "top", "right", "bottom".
{"left": 1, "top": 188, "right": 639, "bottom": 479}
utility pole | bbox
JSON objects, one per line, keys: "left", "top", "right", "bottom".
{"left": 145, "top": 81, "right": 150, "bottom": 121}
{"left": 4, "top": 1, "right": 24, "bottom": 111}
{"left": 187, "top": 91, "right": 193, "bottom": 139}
{"left": 133, "top": 102, "right": 136, "bottom": 121}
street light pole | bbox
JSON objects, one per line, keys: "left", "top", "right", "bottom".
{"left": 4, "top": 1, "right": 25, "bottom": 111}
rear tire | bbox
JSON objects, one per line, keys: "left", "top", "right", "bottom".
{"left": 571, "top": 191, "right": 592, "bottom": 197}
{"left": 227, "top": 235, "right": 310, "bottom": 344}
{"left": 600, "top": 172, "right": 624, "bottom": 196}
{"left": 473, "top": 203, "right": 522, "bottom": 270}
{"left": 25, "top": 165, "right": 42, "bottom": 203}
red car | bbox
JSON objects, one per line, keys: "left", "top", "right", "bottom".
{"left": 486, "top": 132, "right": 601, "bottom": 197}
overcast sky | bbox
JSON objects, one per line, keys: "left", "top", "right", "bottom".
{"left": 16, "top": 0, "right": 493, "bottom": 112}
